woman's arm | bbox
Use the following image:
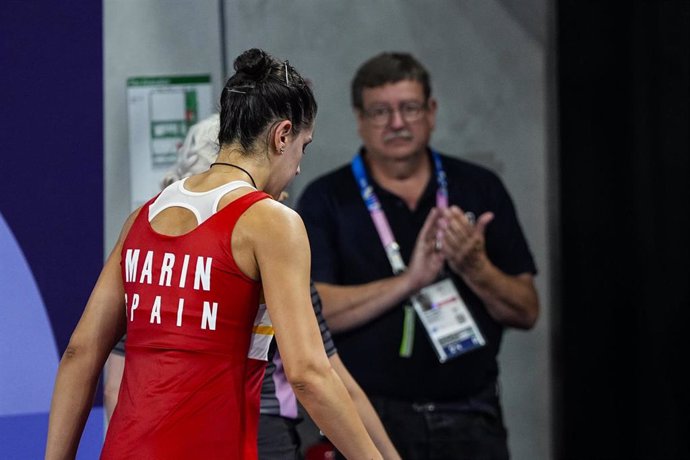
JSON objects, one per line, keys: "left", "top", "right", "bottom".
{"left": 329, "top": 354, "right": 401, "bottom": 459}
{"left": 247, "top": 201, "right": 381, "bottom": 460}
{"left": 45, "top": 210, "right": 137, "bottom": 459}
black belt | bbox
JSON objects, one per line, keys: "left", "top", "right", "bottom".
{"left": 373, "top": 383, "right": 500, "bottom": 418}
{"left": 410, "top": 400, "right": 497, "bottom": 417}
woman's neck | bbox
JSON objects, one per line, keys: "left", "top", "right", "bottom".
{"left": 214, "top": 147, "right": 266, "bottom": 189}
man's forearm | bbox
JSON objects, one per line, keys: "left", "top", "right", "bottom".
{"left": 315, "top": 275, "right": 420, "bottom": 333}
{"left": 460, "top": 259, "right": 539, "bottom": 329}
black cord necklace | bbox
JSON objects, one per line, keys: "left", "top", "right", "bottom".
{"left": 209, "top": 162, "right": 257, "bottom": 189}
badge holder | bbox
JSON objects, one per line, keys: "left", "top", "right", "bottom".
{"left": 411, "top": 278, "right": 485, "bottom": 363}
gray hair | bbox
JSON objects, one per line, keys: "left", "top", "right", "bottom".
{"left": 160, "top": 113, "right": 220, "bottom": 189}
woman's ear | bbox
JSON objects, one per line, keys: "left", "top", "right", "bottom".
{"left": 272, "top": 120, "right": 293, "bottom": 154}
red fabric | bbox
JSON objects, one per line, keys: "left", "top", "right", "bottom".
{"left": 305, "top": 439, "right": 336, "bottom": 460}
{"left": 101, "top": 191, "right": 270, "bottom": 460}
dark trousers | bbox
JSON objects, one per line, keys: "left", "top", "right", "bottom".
{"left": 258, "top": 414, "right": 303, "bottom": 460}
{"left": 338, "top": 386, "right": 509, "bottom": 460}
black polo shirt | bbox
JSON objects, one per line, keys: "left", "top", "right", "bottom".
{"left": 296, "top": 149, "right": 536, "bottom": 401}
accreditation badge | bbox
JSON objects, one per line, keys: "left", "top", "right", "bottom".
{"left": 411, "top": 278, "right": 485, "bottom": 363}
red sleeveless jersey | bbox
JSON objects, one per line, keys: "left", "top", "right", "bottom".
{"left": 101, "top": 191, "right": 270, "bottom": 460}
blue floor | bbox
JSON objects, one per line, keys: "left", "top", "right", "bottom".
{"left": 0, "top": 407, "right": 103, "bottom": 459}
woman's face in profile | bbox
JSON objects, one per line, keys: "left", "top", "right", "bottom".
{"left": 281, "top": 124, "right": 314, "bottom": 182}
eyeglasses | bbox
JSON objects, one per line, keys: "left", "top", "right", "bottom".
{"left": 361, "top": 101, "right": 427, "bottom": 127}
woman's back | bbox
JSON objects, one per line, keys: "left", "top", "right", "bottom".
{"left": 101, "top": 179, "right": 271, "bottom": 459}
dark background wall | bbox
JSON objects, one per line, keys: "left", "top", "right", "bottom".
{"left": 0, "top": 1, "right": 103, "bottom": 357}
{"left": 555, "top": 1, "right": 689, "bottom": 459}
{"left": 0, "top": 1, "right": 104, "bottom": 458}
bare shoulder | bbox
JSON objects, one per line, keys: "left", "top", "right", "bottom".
{"left": 231, "top": 198, "right": 309, "bottom": 280}
{"left": 243, "top": 198, "right": 306, "bottom": 235}
{"left": 116, "top": 206, "right": 144, "bottom": 244}
{"left": 240, "top": 198, "right": 309, "bottom": 254}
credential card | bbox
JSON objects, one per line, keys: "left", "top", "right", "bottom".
{"left": 411, "top": 278, "right": 485, "bottom": 362}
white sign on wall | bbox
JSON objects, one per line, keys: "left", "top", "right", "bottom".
{"left": 127, "top": 75, "right": 213, "bottom": 210}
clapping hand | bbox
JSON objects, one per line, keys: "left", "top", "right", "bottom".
{"left": 438, "top": 206, "right": 494, "bottom": 276}
{"left": 406, "top": 208, "right": 446, "bottom": 291}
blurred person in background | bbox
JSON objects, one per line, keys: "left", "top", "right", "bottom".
{"left": 297, "top": 51, "right": 540, "bottom": 460}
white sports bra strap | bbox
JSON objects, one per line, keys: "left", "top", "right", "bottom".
{"left": 148, "top": 177, "right": 255, "bottom": 225}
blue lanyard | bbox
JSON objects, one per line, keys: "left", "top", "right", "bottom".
{"left": 351, "top": 149, "right": 449, "bottom": 358}
{"left": 350, "top": 149, "right": 449, "bottom": 274}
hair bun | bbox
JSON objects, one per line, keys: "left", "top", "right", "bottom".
{"left": 234, "top": 48, "right": 273, "bottom": 81}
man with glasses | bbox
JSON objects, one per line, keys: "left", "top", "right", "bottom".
{"left": 296, "top": 52, "right": 540, "bottom": 459}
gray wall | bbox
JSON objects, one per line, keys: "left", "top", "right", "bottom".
{"left": 104, "top": 0, "right": 224, "bottom": 255}
{"left": 104, "top": 2, "right": 552, "bottom": 459}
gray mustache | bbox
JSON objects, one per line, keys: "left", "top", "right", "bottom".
{"left": 383, "top": 130, "right": 413, "bottom": 142}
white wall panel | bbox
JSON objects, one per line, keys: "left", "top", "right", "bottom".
{"left": 104, "top": 0, "right": 224, "bottom": 253}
